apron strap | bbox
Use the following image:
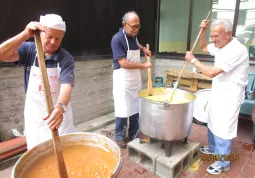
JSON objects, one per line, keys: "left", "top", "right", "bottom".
{"left": 123, "top": 29, "right": 130, "bottom": 51}
{"left": 123, "top": 29, "right": 140, "bottom": 52}
{"left": 34, "top": 53, "right": 60, "bottom": 68}
{"left": 136, "top": 38, "right": 139, "bottom": 47}
{"left": 33, "top": 54, "right": 37, "bottom": 66}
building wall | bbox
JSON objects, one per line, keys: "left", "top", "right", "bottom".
{"left": 0, "top": 57, "right": 154, "bottom": 141}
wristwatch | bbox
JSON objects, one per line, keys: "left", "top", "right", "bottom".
{"left": 191, "top": 58, "right": 197, "bottom": 64}
{"left": 57, "top": 102, "right": 67, "bottom": 112}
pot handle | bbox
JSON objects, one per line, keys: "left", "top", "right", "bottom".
{"left": 161, "top": 101, "right": 175, "bottom": 110}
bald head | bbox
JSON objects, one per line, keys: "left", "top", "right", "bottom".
{"left": 122, "top": 11, "right": 140, "bottom": 37}
{"left": 122, "top": 11, "right": 139, "bottom": 23}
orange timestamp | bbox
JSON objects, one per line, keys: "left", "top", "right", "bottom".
{"left": 200, "top": 154, "right": 239, "bottom": 162}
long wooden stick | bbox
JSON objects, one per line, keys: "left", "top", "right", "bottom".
{"left": 146, "top": 44, "right": 153, "bottom": 96}
{"left": 168, "top": 11, "right": 211, "bottom": 103}
{"left": 34, "top": 32, "right": 68, "bottom": 178}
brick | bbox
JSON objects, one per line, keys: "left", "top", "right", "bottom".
{"left": 224, "top": 155, "right": 249, "bottom": 178}
{"left": 155, "top": 144, "right": 191, "bottom": 178}
{"left": 239, "top": 165, "right": 255, "bottom": 178}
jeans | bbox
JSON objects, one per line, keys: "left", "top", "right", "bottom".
{"left": 208, "top": 128, "right": 232, "bottom": 168}
{"left": 115, "top": 113, "right": 139, "bottom": 141}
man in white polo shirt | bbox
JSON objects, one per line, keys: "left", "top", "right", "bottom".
{"left": 185, "top": 19, "right": 249, "bottom": 175}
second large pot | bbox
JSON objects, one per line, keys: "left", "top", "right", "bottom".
{"left": 12, "top": 132, "right": 122, "bottom": 178}
{"left": 139, "top": 88, "right": 196, "bottom": 141}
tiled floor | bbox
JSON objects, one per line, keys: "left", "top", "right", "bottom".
{"left": 1, "top": 116, "right": 254, "bottom": 178}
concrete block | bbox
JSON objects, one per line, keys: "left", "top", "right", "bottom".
{"left": 177, "top": 140, "right": 200, "bottom": 164}
{"left": 127, "top": 139, "right": 164, "bottom": 173}
{"left": 155, "top": 144, "right": 191, "bottom": 178}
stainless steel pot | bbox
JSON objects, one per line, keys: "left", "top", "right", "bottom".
{"left": 139, "top": 88, "right": 196, "bottom": 141}
{"left": 12, "top": 132, "right": 122, "bottom": 178}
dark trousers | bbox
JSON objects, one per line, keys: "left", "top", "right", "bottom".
{"left": 115, "top": 113, "right": 139, "bottom": 141}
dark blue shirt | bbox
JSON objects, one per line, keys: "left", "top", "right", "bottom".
{"left": 111, "top": 28, "right": 139, "bottom": 70}
{"left": 17, "top": 42, "right": 75, "bottom": 93}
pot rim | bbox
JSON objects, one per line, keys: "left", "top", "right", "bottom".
{"left": 139, "top": 97, "right": 195, "bottom": 105}
{"left": 11, "top": 132, "right": 123, "bottom": 178}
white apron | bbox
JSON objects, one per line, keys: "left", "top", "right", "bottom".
{"left": 208, "top": 76, "right": 245, "bottom": 140}
{"left": 113, "top": 30, "right": 142, "bottom": 117}
{"left": 24, "top": 58, "right": 75, "bottom": 150}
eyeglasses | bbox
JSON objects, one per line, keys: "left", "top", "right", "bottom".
{"left": 210, "top": 34, "right": 220, "bottom": 39}
{"left": 125, "top": 22, "right": 141, "bottom": 30}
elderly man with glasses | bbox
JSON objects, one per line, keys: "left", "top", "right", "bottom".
{"left": 185, "top": 19, "right": 249, "bottom": 175}
{"left": 111, "top": 11, "right": 152, "bottom": 149}
{"left": 0, "top": 14, "right": 75, "bottom": 150}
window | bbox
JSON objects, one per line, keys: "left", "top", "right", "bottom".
{"left": 158, "top": 0, "right": 189, "bottom": 54}
{"left": 238, "top": 10, "right": 247, "bottom": 25}
{"left": 157, "top": 0, "right": 241, "bottom": 57}
{"left": 211, "top": 11, "right": 218, "bottom": 21}
{"left": 236, "top": 1, "right": 255, "bottom": 59}
{"left": 191, "top": 0, "right": 236, "bottom": 55}
{"left": 213, "top": 0, "right": 219, "bottom": 4}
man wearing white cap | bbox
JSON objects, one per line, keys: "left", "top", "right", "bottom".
{"left": 0, "top": 14, "right": 75, "bottom": 150}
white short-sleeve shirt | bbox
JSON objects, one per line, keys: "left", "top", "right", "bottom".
{"left": 207, "top": 37, "right": 249, "bottom": 88}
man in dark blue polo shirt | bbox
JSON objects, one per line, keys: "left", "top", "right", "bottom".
{"left": 111, "top": 11, "right": 152, "bottom": 148}
{"left": 0, "top": 14, "right": 75, "bottom": 150}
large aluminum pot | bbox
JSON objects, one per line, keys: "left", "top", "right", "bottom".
{"left": 139, "top": 88, "right": 196, "bottom": 141}
{"left": 12, "top": 132, "right": 122, "bottom": 178}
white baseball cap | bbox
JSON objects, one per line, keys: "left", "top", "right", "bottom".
{"left": 40, "top": 14, "right": 66, "bottom": 32}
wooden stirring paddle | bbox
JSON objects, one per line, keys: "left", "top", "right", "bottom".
{"left": 168, "top": 11, "right": 211, "bottom": 103}
{"left": 146, "top": 44, "right": 153, "bottom": 96}
{"left": 34, "top": 32, "right": 68, "bottom": 178}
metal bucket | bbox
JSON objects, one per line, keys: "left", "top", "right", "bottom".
{"left": 139, "top": 87, "right": 196, "bottom": 141}
{"left": 11, "top": 132, "right": 122, "bottom": 178}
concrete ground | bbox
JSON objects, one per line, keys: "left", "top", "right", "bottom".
{"left": 1, "top": 113, "right": 255, "bottom": 178}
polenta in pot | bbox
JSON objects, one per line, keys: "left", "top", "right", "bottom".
{"left": 22, "top": 145, "right": 118, "bottom": 178}
{"left": 139, "top": 88, "right": 194, "bottom": 104}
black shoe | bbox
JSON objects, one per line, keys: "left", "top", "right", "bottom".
{"left": 116, "top": 140, "right": 127, "bottom": 149}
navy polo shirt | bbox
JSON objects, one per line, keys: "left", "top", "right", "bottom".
{"left": 17, "top": 42, "right": 75, "bottom": 93}
{"left": 111, "top": 28, "right": 139, "bottom": 70}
